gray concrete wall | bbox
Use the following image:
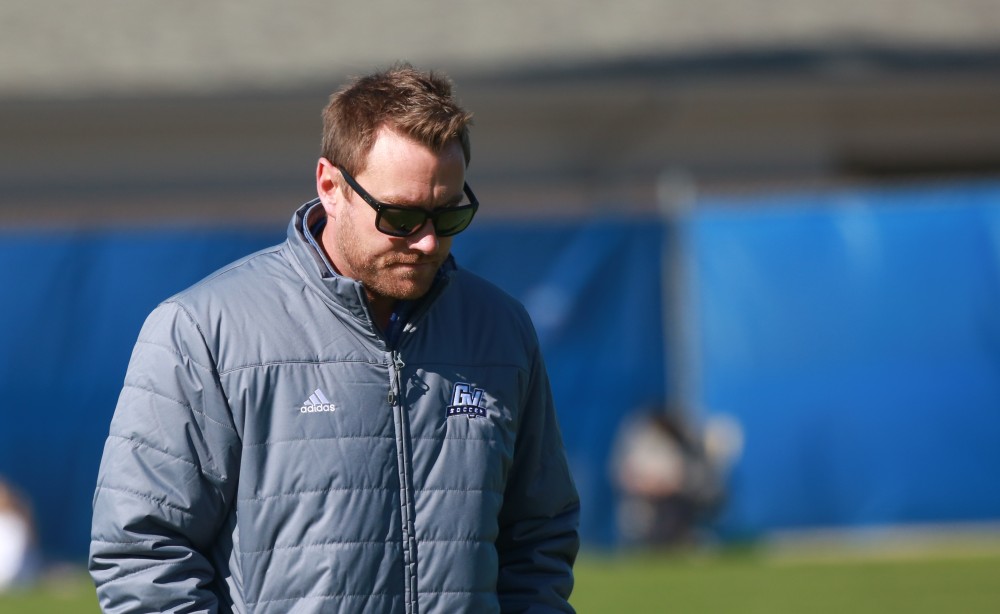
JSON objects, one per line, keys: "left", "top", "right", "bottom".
{"left": 3, "top": 1, "right": 1000, "bottom": 98}
{"left": 3, "top": 2, "right": 1000, "bottom": 226}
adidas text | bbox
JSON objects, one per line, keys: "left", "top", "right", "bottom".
{"left": 300, "top": 403, "right": 337, "bottom": 413}
{"left": 300, "top": 388, "right": 336, "bottom": 413}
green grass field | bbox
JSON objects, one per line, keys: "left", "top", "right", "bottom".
{"left": 3, "top": 543, "right": 998, "bottom": 613}
{"left": 573, "top": 548, "right": 1000, "bottom": 613}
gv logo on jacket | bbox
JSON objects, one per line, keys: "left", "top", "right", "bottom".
{"left": 447, "top": 383, "right": 487, "bottom": 418}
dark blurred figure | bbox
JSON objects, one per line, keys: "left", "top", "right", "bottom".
{"left": 610, "top": 407, "right": 734, "bottom": 548}
{"left": 0, "top": 477, "right": 40, "bottom": 589}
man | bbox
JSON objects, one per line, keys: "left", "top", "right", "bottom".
{"left": 89, "top": 65, "right": 580, "bottom": 613}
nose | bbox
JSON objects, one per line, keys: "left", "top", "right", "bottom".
{"left": 407, "top": 219, "right": 440, "bottom": 254}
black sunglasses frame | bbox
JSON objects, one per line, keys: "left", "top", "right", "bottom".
{"left": 338, "top": 167, "right": 479, "bottom": 238}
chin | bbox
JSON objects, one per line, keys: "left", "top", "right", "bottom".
{"left": 393, "top": 272, "right": 438, "bottom": 299}
{"left": 371, "top": 279, "right": 429, "bottom": 302}
{"left": 395, "top": 284, "right": 433, "bottom": 301}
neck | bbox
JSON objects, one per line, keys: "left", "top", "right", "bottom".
{"left": 367, "top": 293, "right": 395, "bottom": 331}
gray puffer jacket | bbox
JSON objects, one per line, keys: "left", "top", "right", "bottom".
{"left": 90, "top": 201, "right": 580, "bottom": 613}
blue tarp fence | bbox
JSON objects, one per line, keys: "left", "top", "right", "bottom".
{"left": 2, "top": 179, "right": 1000, "bottom": 562}
{"left": 691, "top": 181, "right": 1000, "bottom": 539}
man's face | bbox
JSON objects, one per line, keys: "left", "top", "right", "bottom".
{"left": 317, "top": 127, "right": 466, "bottom": 312}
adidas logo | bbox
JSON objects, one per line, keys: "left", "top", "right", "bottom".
{"left": 300, "top": 388, "right": 337, "bottom": 413}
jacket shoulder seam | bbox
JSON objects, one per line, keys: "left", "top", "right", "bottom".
{"left": 122, "top": 383, "right": 237, "bottom": 435}
{"left": 132, "top": 338, "right": 214, "bottom": 373}
{"left": 163, "top": 299, "right": 208, "bottom": 338}
{"left": 94, "top": 484, "right": 199, "bottom": 516}
{"left": 176, "top": 246, "right": 283, "bottom": 294}
{"left": 92, "top": 562, "right": 170, "bottom": 588}
{"left": 105, "top": 434, "right": 227, "bottom": 482}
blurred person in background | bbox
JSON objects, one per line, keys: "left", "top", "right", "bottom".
{"left": 610, "top": 406, "right": 731, "bottom": 548}
{"left": 0, "top": 477, "right": 40, "bottom": 590}
{"left": 89, "top": 64, "right": 579, "bottom": 613}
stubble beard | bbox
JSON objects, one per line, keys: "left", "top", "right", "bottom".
{"left": 335, "top": 217, "right": 443, "bottom": 303}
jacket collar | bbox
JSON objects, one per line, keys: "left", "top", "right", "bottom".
{"left": 284, "top": 198, "right": 455, "bottom": 333}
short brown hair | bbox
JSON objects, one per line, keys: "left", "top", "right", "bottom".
{"left": 321, "top": 64, "right": 473, "bottom": 176}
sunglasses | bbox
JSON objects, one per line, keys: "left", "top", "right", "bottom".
{"left": 339, "top": 167, "right": 479, "bottom": 238}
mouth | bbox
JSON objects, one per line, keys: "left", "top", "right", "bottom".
{"left": 390, "top": 258, "right": 438, "bottom": 268}
{"left": 389, "top": 261, "right": 439, "bottom": 277}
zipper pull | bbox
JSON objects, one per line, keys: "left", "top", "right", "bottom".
{"left": 388, "top": 352, "right": 405, "bottom": 406}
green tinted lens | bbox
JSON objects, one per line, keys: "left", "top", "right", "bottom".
{"left": 431, "top": 207, "right": 475, "bottom": 236}
{"left": 378, "top": 209, "right": 428, "bottom": 236}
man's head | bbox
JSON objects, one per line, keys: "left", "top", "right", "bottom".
{"left": 320, "top": 64, "right": 472, "bottom": 177}
{"left": 314, "top": 65, "right": 475, "bottom": 325}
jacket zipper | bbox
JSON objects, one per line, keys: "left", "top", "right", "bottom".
{"left": 389, "top": 350, "right": 419, "bottom": 614}
{"left": 386, "top": 271, "right": 451, "bottom": 614}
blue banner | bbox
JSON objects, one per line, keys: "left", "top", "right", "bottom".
{"left": 691, "top": 181, "right": 1000, "bottom": 537}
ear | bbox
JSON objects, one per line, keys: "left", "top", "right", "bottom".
{"left": 316, "top": 157, "right": 341, "bottom": 216}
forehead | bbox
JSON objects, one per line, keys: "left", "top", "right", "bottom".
{"left": 363, "top": 127, "right": 464, "bottom": 171}
{"left": 357, "top": 128, "right": 466, "bottom": 206}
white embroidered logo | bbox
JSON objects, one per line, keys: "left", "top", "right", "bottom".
{"left": 300, "top": 388, "right": 337, "bottom": 413}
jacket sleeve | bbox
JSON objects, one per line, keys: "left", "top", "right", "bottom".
{"left": 496, "top": 342, "right": 581, "bottom": 613}
{"left": 90, "top": 301, "right": 240, "bottom": 613}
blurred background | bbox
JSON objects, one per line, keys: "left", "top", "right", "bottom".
{"left": 2, "top": 0, "right": 1000, "bottom": 605}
